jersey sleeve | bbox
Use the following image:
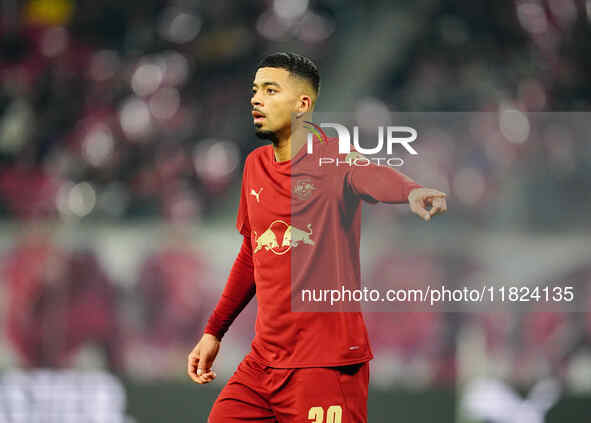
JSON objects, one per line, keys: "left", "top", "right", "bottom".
{"left": 345, "top": 156, "right": 423, "bottom": 204}
{"left": 236, "top": 157, "right": 251, "bottom": 237}
{"left": 203, "top": 235, "right": 255, "bottom": 340}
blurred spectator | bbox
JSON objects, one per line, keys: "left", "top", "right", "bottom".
{"left": 2, "top": 224, "right": 122, "bottom": 371}
{"left": 64, "top": 248, "right": 123, "bottom": 372}
{"left": 136, "top": 226, "right": 211, "bottom": 347}
{"left": 2, "top": 224, "right": 67, "bottom": 367}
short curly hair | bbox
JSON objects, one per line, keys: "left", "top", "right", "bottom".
{"left": 257, "top": 52, "right": 320, "bottom": 94}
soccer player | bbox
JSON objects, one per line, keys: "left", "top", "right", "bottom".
{"left": 187, "top": 52, "right": 447, "bottom": 422}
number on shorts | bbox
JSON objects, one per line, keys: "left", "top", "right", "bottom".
{"left": 307, "top": 405, "right": 342, "bottom": 423}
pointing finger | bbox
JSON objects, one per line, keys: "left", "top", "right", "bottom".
{"left": 426, "top": 189, "right": 447, "bottom": 198}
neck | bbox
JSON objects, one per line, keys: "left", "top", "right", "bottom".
{"left": 272, "top": 125, "right": 307, "bottom": 162}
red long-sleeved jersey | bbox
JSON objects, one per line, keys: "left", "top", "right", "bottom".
{"left": 205, "top": 134, "right": 422, "bottom": 367}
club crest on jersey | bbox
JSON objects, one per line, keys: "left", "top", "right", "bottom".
{"left": 292, "top": 178, "right": 316, "bottom": 201}
{"left": 253, "top": 220, "right": 315, "bottom": 255}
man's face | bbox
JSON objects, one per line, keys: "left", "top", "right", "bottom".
{"left": 251, "top": 67, "right": 307, "bottom": 140}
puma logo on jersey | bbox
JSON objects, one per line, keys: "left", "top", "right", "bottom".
{"left": 250, "top": 187, "right": 263, "bottom": 203}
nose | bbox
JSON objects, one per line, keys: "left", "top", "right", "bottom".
{"left": 251, "top": 92, "right": 262, "bottom": 107}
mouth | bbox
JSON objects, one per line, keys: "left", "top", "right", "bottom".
{"left": 252, "top": 110, "right": 266, "bottom": 123}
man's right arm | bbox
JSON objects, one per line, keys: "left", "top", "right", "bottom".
{"left": 188, "top": 155, "right": 255, "bottom": 384}
{"left": 204, "top": 235, "right": 256, "bottom": 339}
{"left": 188, "top": 235, "right": 255, "bottom": 384}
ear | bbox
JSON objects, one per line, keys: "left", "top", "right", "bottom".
{"left": 295, "top": 95, "right": 313, "bottom": 117}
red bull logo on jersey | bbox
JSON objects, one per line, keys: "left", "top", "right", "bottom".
{"left": 254, "top": 220, "right": 315, "bottom": 255}
{"left": 281, "top": 224, "right": 314, "bottom": 248}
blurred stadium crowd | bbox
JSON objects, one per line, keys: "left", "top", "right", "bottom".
{"left": 1, "top": 0, "right": 591, "bottom": 392}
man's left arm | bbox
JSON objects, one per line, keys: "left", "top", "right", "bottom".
{"left": 346, "top": 162, "right": 447, "bottom": 221}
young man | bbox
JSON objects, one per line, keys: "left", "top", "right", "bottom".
{"left": 187, "top": 52, "right": 447, "bottom": 422}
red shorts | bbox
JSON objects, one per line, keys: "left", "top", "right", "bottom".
{"left": 209, "top": 354, "right": 369, "bottom": 423}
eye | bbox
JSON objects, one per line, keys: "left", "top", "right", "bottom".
{"left": 266, "top": 88, "right": 276, "bottom": 94}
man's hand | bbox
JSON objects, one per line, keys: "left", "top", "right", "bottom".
{"left": 408, "top": 188, "right": 447, "bottom": 221}
{"left": 187, "top": 333, "right": 220, "bottom": 384}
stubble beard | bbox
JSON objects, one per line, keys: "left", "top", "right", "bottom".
{"left": 254, "top": 124, "right": 279, "bottom": 145}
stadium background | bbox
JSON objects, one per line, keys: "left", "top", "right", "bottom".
{"left": 1, "top": 0, "right": 591, "bottom": 421}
